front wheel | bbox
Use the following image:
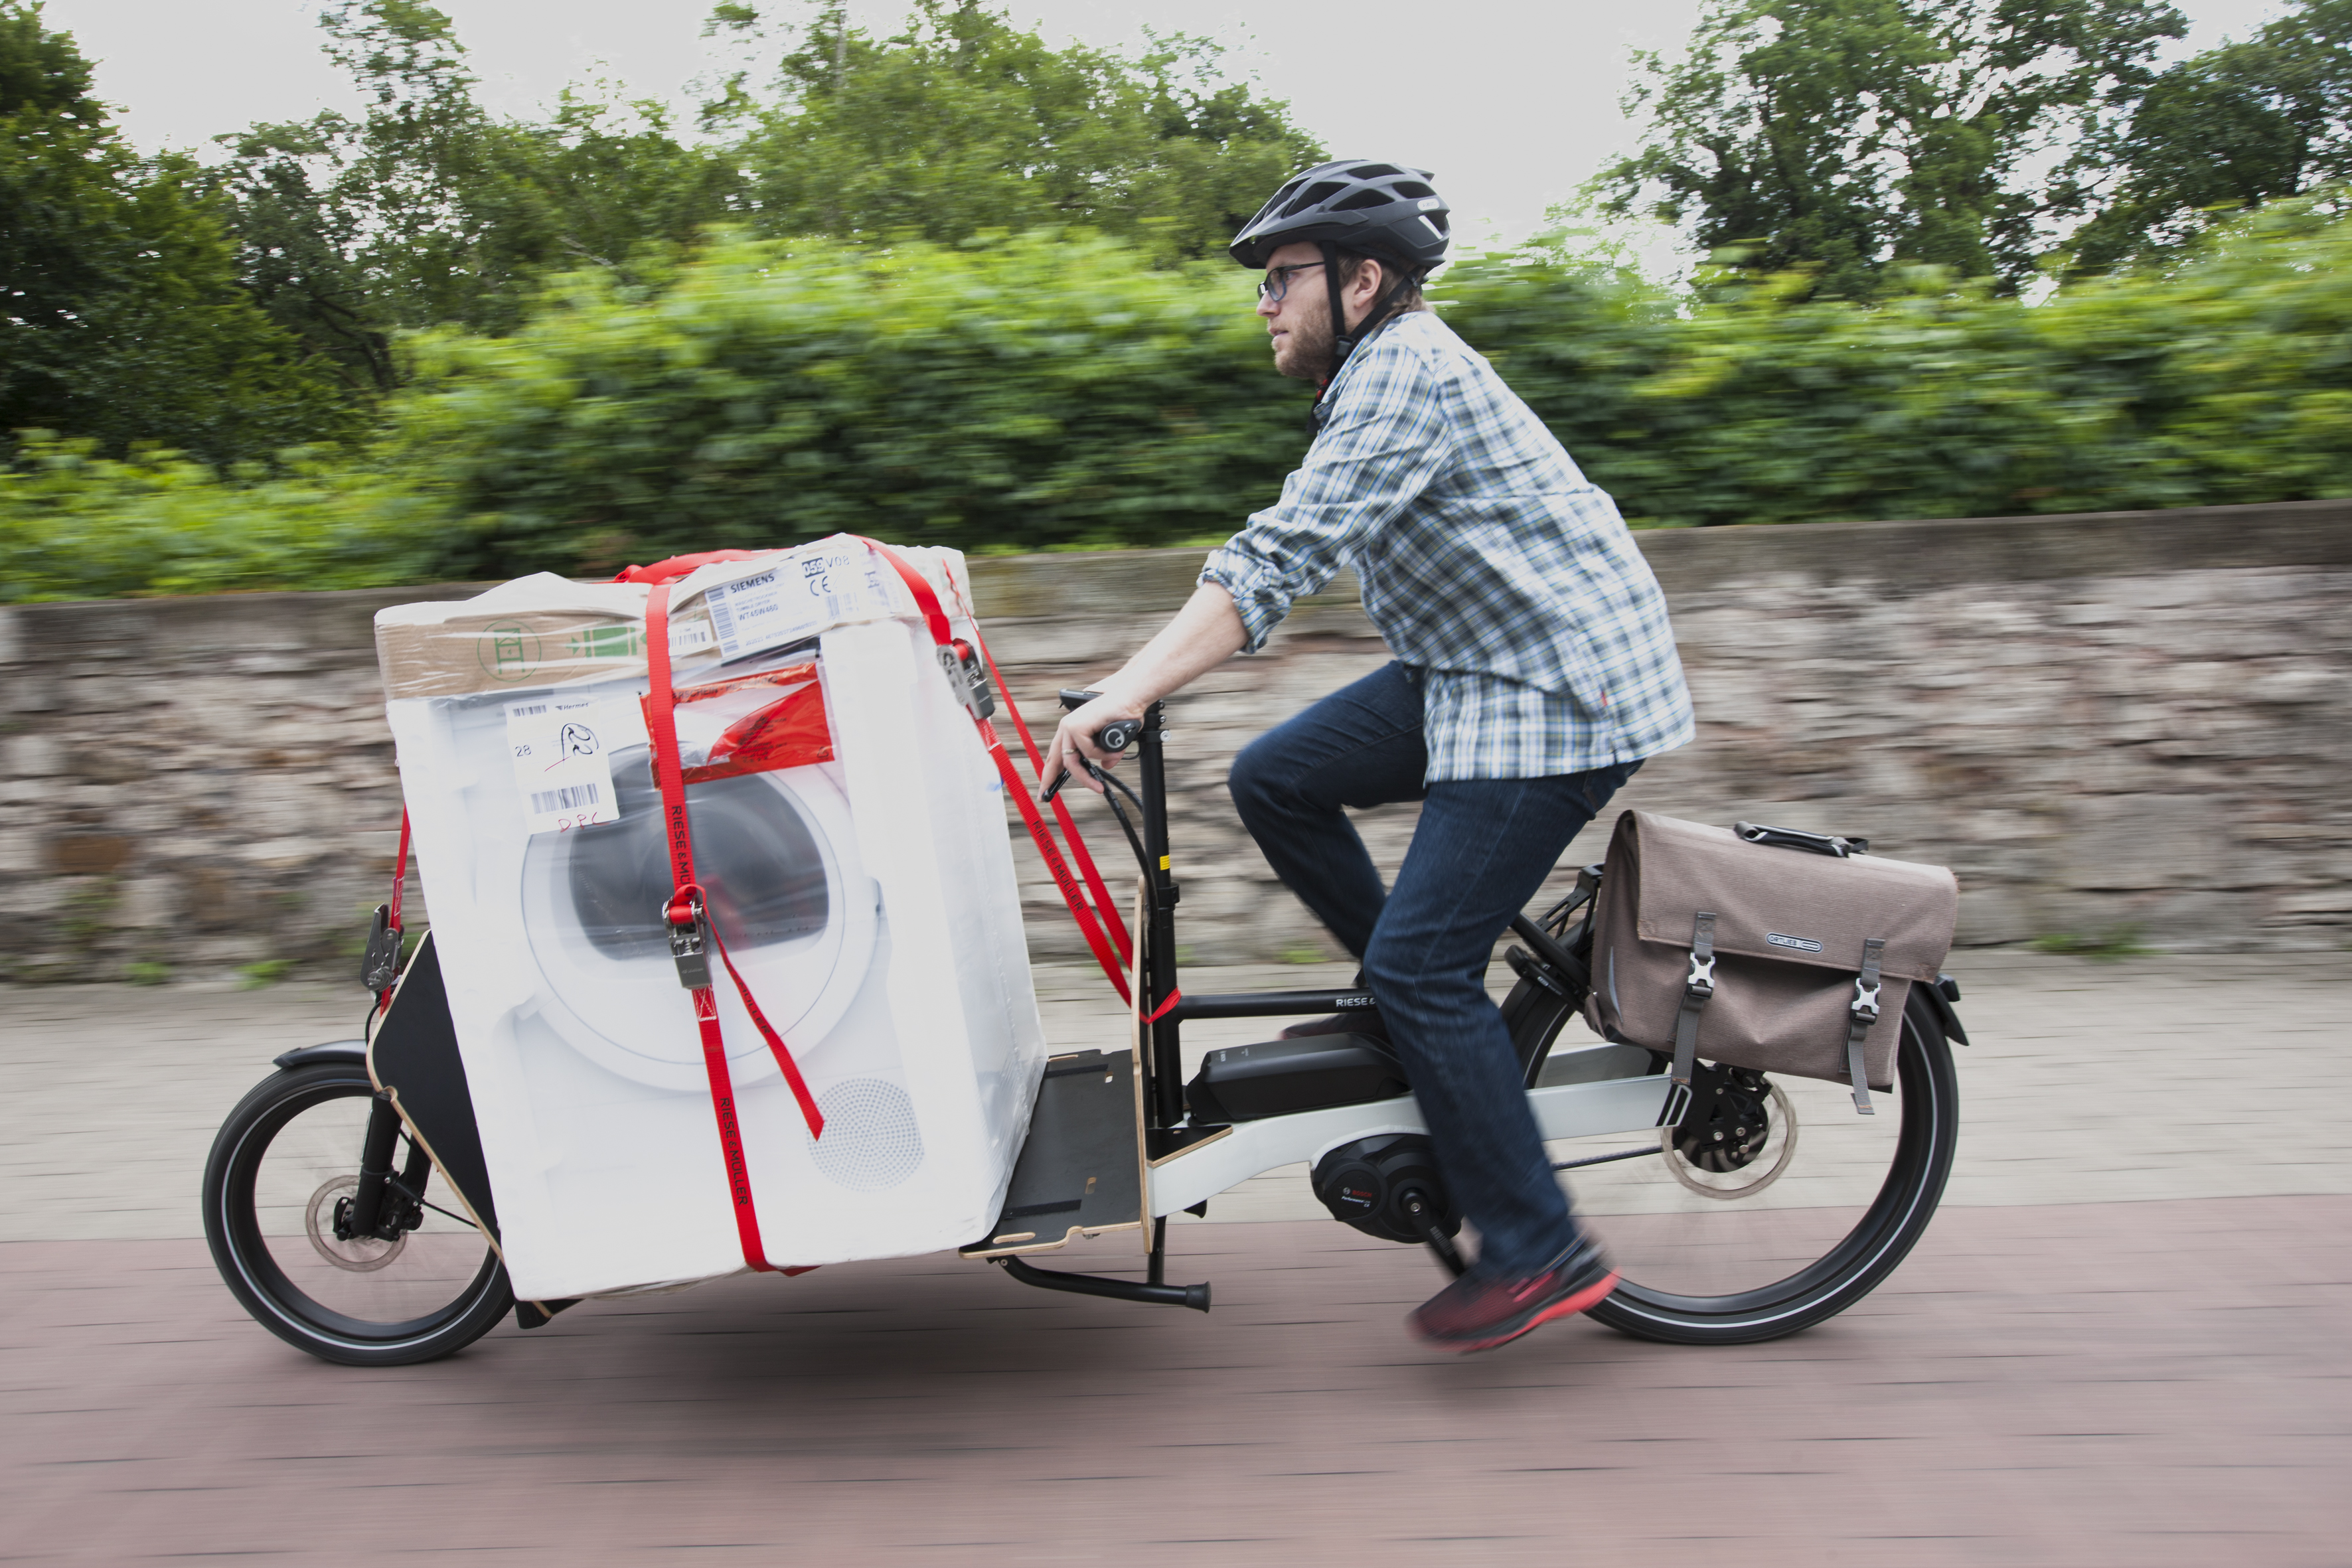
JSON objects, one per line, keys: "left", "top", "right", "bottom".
{"left": 202, "top": 1061, "right": 512, "bottom": 1366}
{"left": 1516, "top": 986, "right": 1959, "bottom": 1346}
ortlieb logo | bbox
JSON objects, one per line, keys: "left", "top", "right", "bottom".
{"left": 1766, "top": 931, "right": 1824, "bottom": 953}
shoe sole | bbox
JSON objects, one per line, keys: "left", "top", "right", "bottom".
{"left": 1426, "top": 1270, "right": 1620, "bottom": 1354}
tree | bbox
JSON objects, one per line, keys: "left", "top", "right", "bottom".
{"left": 208, "top": 1, "right": 741, "bottom": 392}
{"left": 2068, "top": 0, "right": 2352, "bottom": 271}
{"left": 717, "top": 1, "right": 1324, "bottom": 261}
{"left": 0, "top": 1, "right": 352, "bottom": 462}
{"left": 1591, "top": 0, "right": 2186, "bottom": 297}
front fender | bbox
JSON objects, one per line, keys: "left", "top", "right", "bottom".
{"left": 272, "top": 1040, "right": 369, "bottom": 1071}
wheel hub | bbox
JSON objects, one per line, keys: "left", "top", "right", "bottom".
{"left": 307, "top": 1176, "right": 407, "bottom": 1271}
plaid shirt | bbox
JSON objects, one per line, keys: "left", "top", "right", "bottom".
{"left": 1200, "top": 311, "right": 1694, "bottom": 781}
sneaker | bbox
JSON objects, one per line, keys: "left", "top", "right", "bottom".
{"left": 1278, "top": 1009, "right": 1388, "bottom": 1041}
{"left": 1407, "top": 1238, "right": 1618, "bottom": 1353}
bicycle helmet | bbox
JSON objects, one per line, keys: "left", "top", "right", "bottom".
{"left": 1229, "top": 159, "right": 1450, "bottom": 271}
{"left": 1231, "top": 160, "right": 1452, "bottom": 392}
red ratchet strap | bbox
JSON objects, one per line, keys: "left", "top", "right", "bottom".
{"left": 854, "top": 538, "right": 1134, "bottom": 1006}
{"left": 370, "top": 810, "right": 416, "bottom": 1016}
{"left": 644, "top": 579, "right": 825, "bottom": 1275}
{"left": 969, "top": 630, "right": 1134, "bottom": 966}
{"left": 1144, "top": 990, "right": 1182, "bottom": 1026}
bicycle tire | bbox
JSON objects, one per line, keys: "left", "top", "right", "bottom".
{"left": 202, "top": 1061, "right": 513, "bottom": 1367}
{"left": 1509, "top": 982, "right": 1959, "bottom": 1346}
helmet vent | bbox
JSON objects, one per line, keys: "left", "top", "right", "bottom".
{"left": 1333, "top": 189, "right": 1391, "bottom": 211}
{"left": 1348, "top": 163, "right": 1403, "bottom": 179}
{"left": 1394, "top": 182, "right": 1435, "bottom": 200}
{"left": 1283, "top": 181, "right": 1346, "bottom": 217}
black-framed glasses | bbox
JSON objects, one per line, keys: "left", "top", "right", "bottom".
{"left": 1257, "top": 262, "right": 1327, "bottom": 303}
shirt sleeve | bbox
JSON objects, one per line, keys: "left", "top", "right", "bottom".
{"left": 1198, "top": 341, "right": 1452, "bottom": 653}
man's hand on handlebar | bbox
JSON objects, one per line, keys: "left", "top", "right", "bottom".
{"left": 1042, "top": 688, "right": 1144, "bottom": 801}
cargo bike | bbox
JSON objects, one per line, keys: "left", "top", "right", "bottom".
{"left": 203, "top": 549, "right": 1970, "bottom": 1368}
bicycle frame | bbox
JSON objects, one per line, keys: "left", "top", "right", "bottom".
{"left": 1078, "top": 702, "right": 1676, "bottom": 1227}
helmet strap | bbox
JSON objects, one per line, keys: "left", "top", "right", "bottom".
{"left": 1320, "top": 242, "right": 1422, "bottom": 390}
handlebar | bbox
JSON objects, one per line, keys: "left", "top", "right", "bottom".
{"left": 1040, "top": 707, "right": 1144, "bottom": 803}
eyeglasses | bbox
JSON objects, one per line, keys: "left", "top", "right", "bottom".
{"left": 1257, "top": 262, "right": 1327, "bottom": 303}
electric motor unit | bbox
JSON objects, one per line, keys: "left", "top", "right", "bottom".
{"left": 1310, "top": 1134, "right": 1460, "bottom": 1245}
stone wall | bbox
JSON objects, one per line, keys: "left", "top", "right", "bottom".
{"left": 3, "top": 499, "right": 2346, "bottom": 983}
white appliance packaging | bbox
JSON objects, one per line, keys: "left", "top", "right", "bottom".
{"left": 373, "top": 538, "right": 1048, "bottom": 1302}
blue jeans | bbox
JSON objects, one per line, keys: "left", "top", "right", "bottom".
{"left": 1228, "top": 662, "right": 1640, "bottom": 1278}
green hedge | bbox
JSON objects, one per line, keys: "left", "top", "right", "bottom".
{"left": 5, "top": 198, "right": 2348, "bottom": 601}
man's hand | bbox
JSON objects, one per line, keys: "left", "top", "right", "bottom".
{"left": 1034, "top": 582, "right": 1249, "bottom": 800}
{"left": 1041, "top": 686, "right": 1144, "bottom": 798}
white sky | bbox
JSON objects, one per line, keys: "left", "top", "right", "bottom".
{"left": 42, "top": 0, "right": 2298, "bottom": 253}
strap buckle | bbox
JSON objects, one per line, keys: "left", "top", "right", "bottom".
{"left": 665, "top": 890, "right": 714, "bottom": 990}
{"left": 1685, "top": 951, "right": 1717, "bottom": 998}
{"left": 938, "top": 640, "right": 996, "bottom": 722}
{"left": 1849, "top": 977, "right": 1883, "bottom": 1022}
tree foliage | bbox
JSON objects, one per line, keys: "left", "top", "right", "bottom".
{"left": 0, "top": 1, "right": 353, "bottom": 463}
{"left": 2070, "top": 0, "right": 2352, "bottom": 270}
{"left": 1593, "top": 0, "right": 2186, "bottom": 296}
{"left": 9, "top": 200, "right": 2350, "bottom": 601}
{"left": 208, "top": 1, "right": 738, "bottom": 392}
{"left": 198, "top": 0, "right": 1320, "bottom": 400}
{"left": 715, "top": 1, "right": 1323, "bottom": 262}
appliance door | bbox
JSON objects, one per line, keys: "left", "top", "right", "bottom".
{"left": 519, "top": 745, "right": 880, "bottom": 1090}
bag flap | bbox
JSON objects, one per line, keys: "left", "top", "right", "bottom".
{"left": 1616, "top": 811, "right": 1958, "bottom": 982}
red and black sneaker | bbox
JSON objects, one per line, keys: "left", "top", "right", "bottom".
{"left": 1407, "top": 1238, "right": 1618, "bottom": 1353}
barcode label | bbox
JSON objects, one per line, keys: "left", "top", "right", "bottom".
{"left": 505, "top": 696, "right": 622, "bottom": 834}
{"left": 528, "top": 781, "right": 601, "bottom": 815}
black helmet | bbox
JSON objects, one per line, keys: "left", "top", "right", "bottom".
{"left": 1229, "top": 159, "right": 1451, "bottom": 274}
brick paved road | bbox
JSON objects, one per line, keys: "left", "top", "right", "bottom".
{"left": 3, "top": 953, "right": 2349, "bottom": 1562}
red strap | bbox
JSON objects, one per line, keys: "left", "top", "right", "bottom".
{"left": 388, "top": 811, "right": 412, "bottom": 931}
{"left": 857, "top": 540, "right": 1135, "bottom": 1005}
{"left": 645, "top": 580, "right": 824, "bottom": 1276}
{"left": 1143, "top": 989, "right": 1182, "bottom": 1025}
{"left": 970, "top": 628, "right": 1135, "bottom": 965}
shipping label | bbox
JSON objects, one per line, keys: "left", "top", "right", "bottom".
{"left": 506, "top": 696, "right": 622, "bottom": 834}
{"left": 697, "top": 548, "right": 892, "bottom": 662}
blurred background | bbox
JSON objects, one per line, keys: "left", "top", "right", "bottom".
{"left": 1, "top": 2, "right": 2347, "bottom": 1563}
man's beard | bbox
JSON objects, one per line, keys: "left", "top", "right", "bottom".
{"left": 1275, "top": 310, "right": 1336, "bottom": 383}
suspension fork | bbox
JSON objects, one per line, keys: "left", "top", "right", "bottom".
{"left": 345, "top": 1091, "right": 404, "bottom": 1237}
{"left": 1137, "top": 702, "right": 1185, "bottom": 1129}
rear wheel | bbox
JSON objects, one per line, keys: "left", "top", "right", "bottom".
{"left": 202, "top": 1061, "right": 512, "bottom": 1366}
{"left": 1512, "top": 985, "right": 1959, "bottom": 1345}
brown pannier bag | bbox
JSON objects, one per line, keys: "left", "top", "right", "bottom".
{"left": 1582, "top": 811, "right": 1958, "bottom": 1115}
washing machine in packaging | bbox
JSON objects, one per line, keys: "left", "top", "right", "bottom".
{"left": 374, "top": 539, "right": 1050, "bottom": 1302}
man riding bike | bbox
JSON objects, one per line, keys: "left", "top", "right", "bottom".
{"left": 1042, "top": 160, "right": 1695, "bottom": 1353}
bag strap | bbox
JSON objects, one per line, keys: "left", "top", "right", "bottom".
{"left": 855, "top": 538, "right": 1135, "bottom": 1006}
{"left": 645, "top": 579, "right": 826, "bottom": 1275}
{"left": 1845, "top": 936, "right": 1887, "bottom": 1115}
{"left": 1665, "top": 909, "right": 1717, "bottom": 1127}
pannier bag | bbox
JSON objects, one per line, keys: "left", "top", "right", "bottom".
{"left": 1583, "top": 811, "right": 1958, "bottom": 1116}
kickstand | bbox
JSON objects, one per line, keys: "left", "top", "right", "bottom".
{"left": 1148, "top": 1215, "right": 1167, "bottom": 1285}
{"left": 1402, "top": 1190, "right": 1467, "bottom": 1278}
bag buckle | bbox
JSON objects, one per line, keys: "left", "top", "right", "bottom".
{"left": 1850, "top": 976, "right": 1882, "bottom": 1022}
{"left": 665, "top": 890, "right": 714, "bottom": 990}
{"left": 1685, "top": 951, "right": 1716, "bottom": 998}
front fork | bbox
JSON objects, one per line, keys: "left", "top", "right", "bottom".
{"left": 341, "top": 1091, "right": 428, "bottom": 1241}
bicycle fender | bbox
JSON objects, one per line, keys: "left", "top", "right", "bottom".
{"left": 271, "top": 1040, "right": 368, "bottom": 1071}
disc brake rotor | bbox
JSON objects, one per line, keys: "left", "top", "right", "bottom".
{"left": 305, "top": 1176, "right": 406, "bottom": 1271}
{"left": 1662, "top": 1079, "right": 1799, "bottom": 1200}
